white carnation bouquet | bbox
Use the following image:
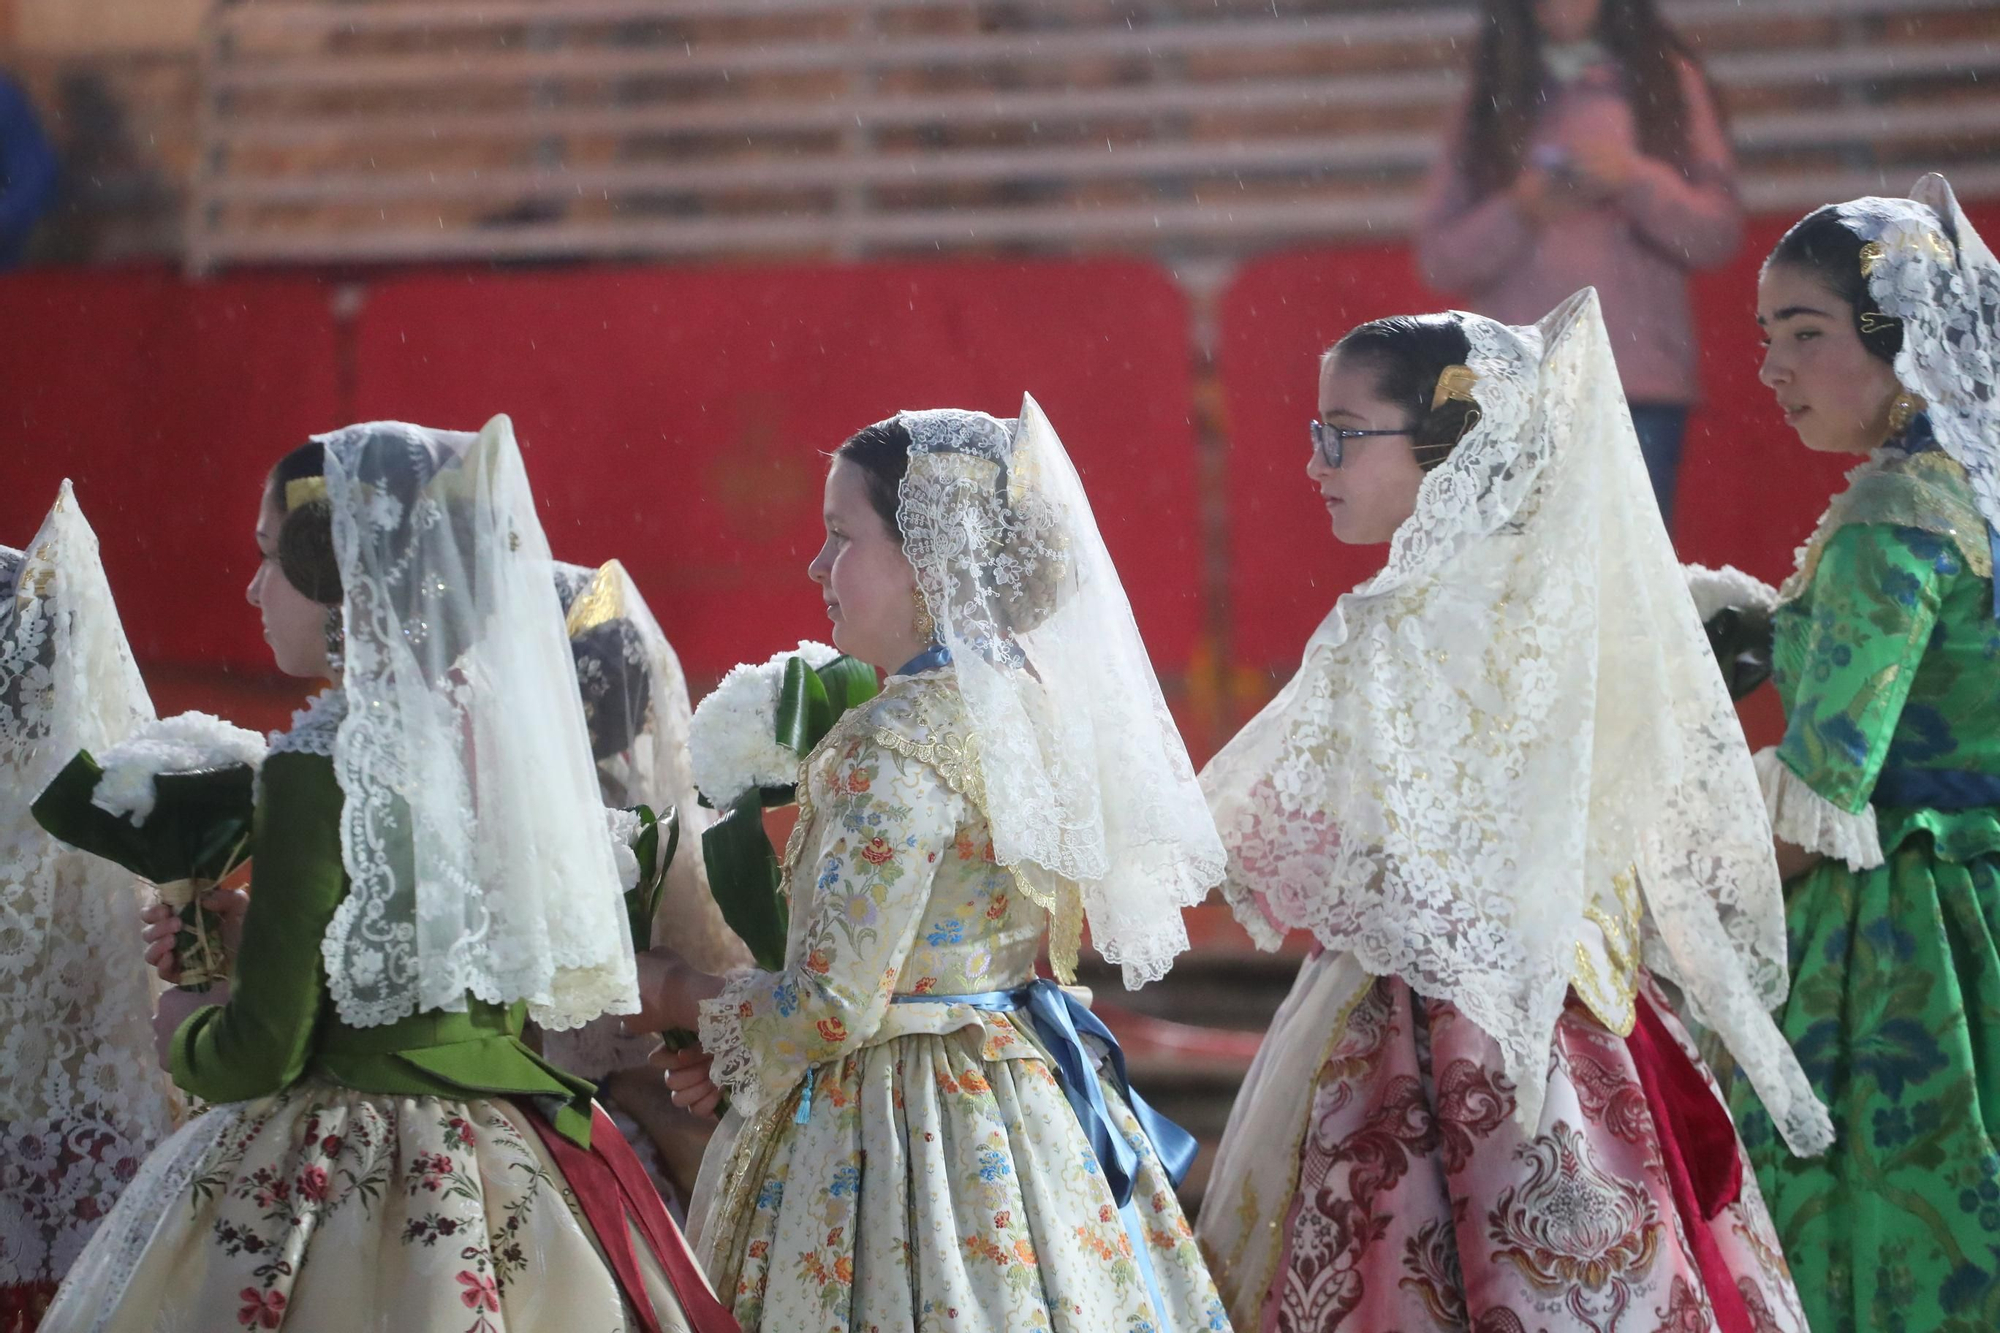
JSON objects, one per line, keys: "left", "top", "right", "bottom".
{"left": 34, "top": 711, "right": 269, "bottom": 989}
{"left": 686, "top": 641, "right": 878, "bottom": 971}
{"left": 688, "top": 640, "right": 841, "bottom": 806}
{"left": 90, "top": 711, "right": 269, "bottom": 824}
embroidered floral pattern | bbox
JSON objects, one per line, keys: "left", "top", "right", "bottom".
{"left": 693, "top": 678, "right": 1225, "bottom": 1331}
{"left": 42, "top": 1081, "right": 650, "bottom": 1332}
{"left": 1244, "top": 979, "right": 1804, "bottom": 1333}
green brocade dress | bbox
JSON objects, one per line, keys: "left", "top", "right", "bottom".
{"left": 40, "top": 690, "right": 713, "bottom": 1333}
{"left": 1728, "top": 438, "right": 2000, "bottom": 1333}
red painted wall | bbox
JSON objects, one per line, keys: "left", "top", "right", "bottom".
{"left": 5, "top": 207, "right": 1993, "bottom": 747}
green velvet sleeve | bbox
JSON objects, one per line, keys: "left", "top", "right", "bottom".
{"left": 170, "top": 751, "right": 345, "bottom": 1103}
{"left": 1775, "top": 523, "right": 1950, "bottom": 814}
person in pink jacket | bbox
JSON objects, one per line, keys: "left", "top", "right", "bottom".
{"left": 1417, "top": 0, "right": 1741, "bottom": 523}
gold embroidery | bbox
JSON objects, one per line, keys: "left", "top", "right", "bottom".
{"left": 1570, "top": 866, "right": 1640, "bottom": 1036}
{"left": 563, "top": 559, "right": 628, "bottom": 637}
{"left": 1782, "top": 448, "right": 1992, "bottom": 603}
{"left": 863, "top": 681, "right": 1083, "bottom": 982}
{"left": 705, "top": 1084, "right": 805, "bottom": 1297}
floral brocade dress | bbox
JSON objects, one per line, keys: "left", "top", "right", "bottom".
{"left": 1728, "top": 439, "right": 2000, "bottom": 1333}
{"left": 1196, "top": 952, "right": 1807, "bottom": 1333}
{"left": 688, "top": 669, "right": 1229, "bottom": 1332}
{"left": 39, "top": 690, "right": 726, "bottom": 1333}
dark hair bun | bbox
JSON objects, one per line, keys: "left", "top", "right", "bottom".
{"left": 1329, "top": 313, "right": 1482, "bottom": 471}
{"left": 277, "top": 499, "right": 341, "bottom": 604}
{"left": 268, "top": 441, "right": 343, "bottom": 606}
{"left": 571, "top": 618, "right": 653, "bottom": 761}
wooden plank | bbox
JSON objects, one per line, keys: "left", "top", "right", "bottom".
{"left": 204, "top": 131, "right": 1437, "bottom": 205}
{"left": 213, "top": 0, "right": 1988, "bottom": 38}
{"left": 194, "top": 159, "right": 2000, "bottom": 266}
{"left": 208, "top": 71, "right": 1464, "bottom": 148}
{"left": 200, "top": 97, "right": 2000, "bottom": 210}
{"left": 202, "top": 194, "right": 1419, "bottom": 262}
{"left": 207, "top": 25, "right": 2000, "bottom": 97}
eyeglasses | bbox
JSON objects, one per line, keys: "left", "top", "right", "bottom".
{"left": 1309, "top": 419, "right": 1411, "bottom": 470}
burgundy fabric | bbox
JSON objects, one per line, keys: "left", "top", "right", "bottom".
{"left": 1627, "top": 991, "right": 1753, "bottom": 1333}
{"left": 523, "top": 1103, "right": 739, "bottom": 1333}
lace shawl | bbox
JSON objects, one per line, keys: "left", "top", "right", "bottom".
{"left": 1200, "top": 292, "right": 1832, "bottom": 1154}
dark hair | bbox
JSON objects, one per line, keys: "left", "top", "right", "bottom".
{"left": 1460, "top": 0, "right": 1722, "bottom": 197}
{"left": 1327, "top": 313, "right": 1483, "bottom": 470}
{"left": 1766, "top": 206, "right": 1905, "bottom": 365}
{"left": 571, "top": 619, "right": 652, "bottom": 762}
{"left": 833, "top": 419, "right": 915, "bottom": 540}
{"left": 552, "top": 563, "right": 657, "bottom": 763}
{"left": 266, "top": 441, "right": 342, "bottom": 605}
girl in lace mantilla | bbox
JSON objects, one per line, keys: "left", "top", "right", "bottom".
{"left": 626, "top": 397, "right": 1233, "bottom": 1332}
{"left": 1195, "top": 293, "right": 1821, "bottom": 1333}
{"left": 1, "top": 485, "right": 180, "bottom": 1332}
{"left": 542, "top": 558, "right": 751, "bottom": 1219}
{"left": 1723, "top": 174, "right": 2000, "bottom": 1333}
{"left": 41, "top": 420, "right": 735, "bottom": 1333}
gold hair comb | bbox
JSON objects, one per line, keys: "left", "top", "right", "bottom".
{"left": 284, "top": 476, "right": 329, "bottom": 511}
{"left": 565, "top": 559, "right": 627, "bottom": 637}
{"left": 1432, "top": 364, "right": 1478, "bottom": 411}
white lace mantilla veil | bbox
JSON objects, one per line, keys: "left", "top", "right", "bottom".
{"left": 321, "top": 416, "right": 639, "bottom": 1032}
{"left": 1836, "top": 173, "right": 2000, "bottom": 561}
{"left": 1198, "top": 290, "right": 1833, "bottom": 1154}
{"left": 0, "top": 483, "right": 181, "bottom": 1286}
{"left": 896, "top": 394, "right": 1226, "bottom": 988}
{"left": 545, "top": 558, "right": 748, "bottom": 1081}
{"left": 556, "top": 557, "right": 746, "bottom": 971}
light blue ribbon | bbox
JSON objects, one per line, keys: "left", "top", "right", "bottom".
{"left": 891, "top": 979, "right": 1197, "bottom": 1204}
{"left": 893, "top": 978, "right": 1194, "bottom": 1323}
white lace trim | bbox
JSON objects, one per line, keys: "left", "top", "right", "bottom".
{"left": 267, "top": 687, "right": 348, "bottom": 757}
{"left": 1201, "top": 294, "right": 1832, "bottom": 1156}
{"left": 2, "top": 484, "right": 182, "bottom": 1289}
{"left": 896, "top": 397, "right": 1224, "bottom": 989}
{"left": 39, "top": 1104, "right": 242, "bottom": 1333}
{"left": 1755, "top": 747, "right": 1885, "bottom": 871}
{"left": 1838, "top": 176, "right": 2000, "bottom": 551}
{"left": 317, "top": 418, "right": 638, "bottom": 1033}
{"left": 697, "top": 970, "right": 767, "bottom": 1117}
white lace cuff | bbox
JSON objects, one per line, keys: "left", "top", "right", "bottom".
{"left": 698, "top": 969, "right": 774, "bottom": 1118}
{"left": 1755, "top": 747, "right": 1884, "bottom": 871}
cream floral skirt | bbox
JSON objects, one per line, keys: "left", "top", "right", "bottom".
{"left": 41, "top": 1078, "right": 698, "bottom": 1333}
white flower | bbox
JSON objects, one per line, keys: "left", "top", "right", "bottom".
{"left": 91, "top": 711, "right": 268, "bottom": 826}
{"left": 687, "top": 641, "right": 844, "bottom": 806}
{"left": 604, "top": 807, "right": 642, "bottom": 891}
{"left": 1682, "top": 563, "right": 1779, "bottom": 624}
{"left": 792, "top": 640, "right": 840, "bottom": 670}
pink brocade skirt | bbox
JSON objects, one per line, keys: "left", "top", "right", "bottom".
{"left": 1257, "top": 977, "right": 1807, "bottom": 1333}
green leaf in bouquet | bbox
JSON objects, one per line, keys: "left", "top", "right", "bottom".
{"left": 814, "top": 654, "right": 882, "bottom": 716}
{"left": 623, "top": 804, "right": 664, "bottom": 949}
{"left": 701, "top": 787, "right": 788, "bottom": 972}
{"left": 32, "top": 751, "right": 259, "bottom": 992}
{"left": 775, "top": 656, "right": 835, "bottom": 757}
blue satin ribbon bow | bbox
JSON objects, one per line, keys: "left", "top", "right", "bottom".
{"left": 892, "top": 978, "right": 1197, "bottom": 1208}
